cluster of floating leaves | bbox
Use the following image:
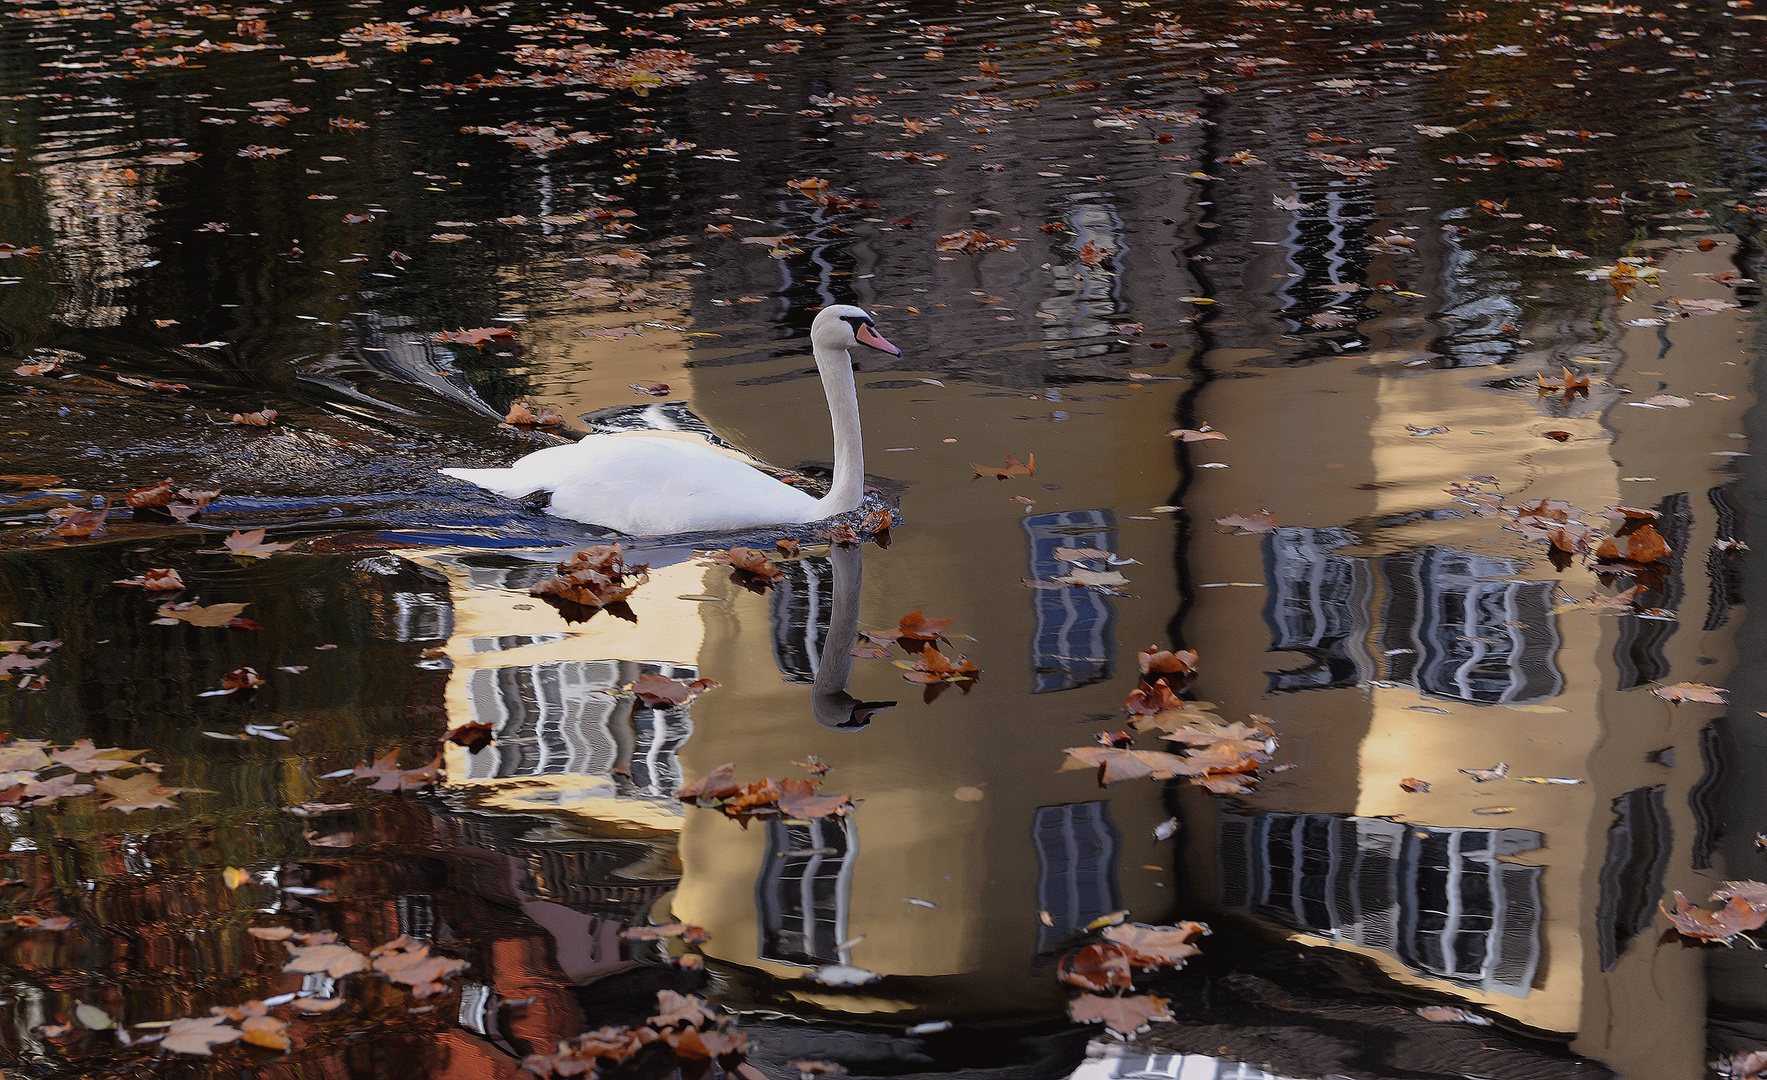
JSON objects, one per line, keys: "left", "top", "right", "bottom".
{"left": 1060, "top": 918, "right": 1210, "bottom": 1037}
{"left": 677, "top": 761, "right": 852, "bottom": 825}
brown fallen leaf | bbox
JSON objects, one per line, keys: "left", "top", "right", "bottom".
{"left": 1214, "top": 511, "right": 1277, "bottom": 535}
{"left": 1652, "top": 682, "right": 1727, "bottom": 704}
{"left": 1068, "top": 992, "right": 1174, "bottom": 1036}
{"left": 47, "top": 507, "right": 108, "bottom": 538}
{"left": 223, "top": 529, "right": 295, "bottom": 559}
{"left": 1401, "top": 777, "right": 1431, "bottom": 793}
{"left": 1062, "top": 746, "right": 1197, "bottom": 785}
{"left": 50, "top": 739, "right": 147, "bottom": 773}
{"left": 94, "top": 773, "right": 181, "bottom": 813}
{"left": 1125, "top": 679, "right": 1187, "bottom": 716}
{"left": 283, "top": 940, "right": 371, "bottom": 978}
{"left": 240, "top": 1015, "right": 290, "bottom": 1051}
{"left": 530, "top": 545, "right": 648, "bottom": 609}
{"left": 434, "top": 327, "right": 514, "bottom": 348}
{"left": 631, "top": 672, "right": 718, "bottom": 708}
{"left": 702, "top": 546, "right": 784, "bottom": 583}
{"left": 372, "top": 935, "right": 467, "bottom": 989}
{"left": 351, "top": 750, "right": 443, "bottom": 792}
{"left": 896, "top": 611, "right": 953, "bottom": 640}
{"left": 1542, "top": 430, "right": 1572, "bottom": 442}
{"left": 1138, "top": 647, "right": 1198, "bottom": 676}
{"left": 155, "top": 601, "right": 250, "bottom": 627}
{"left": 446, "top": 721, "right": 494, "bottom": 752}
{"left": 1660, "top": 891, "right": 1767, "bottom": 944}
{"left": 114, "top": 568, "right": 185, "bottom": 590}
{"left": 895, "top": 644, "right": 979, "bottom": 684}
{"left": 1596, "top": 523, "right": 1671, "bottom": 564}
{"left": 972, "top": 453, "right": 1035, "bottom": 479}
{"left": 1101, "top": 922, "right": 1208, "bottom": 969}
{"left": 161, "top": 1014, "right": 242, "bottom": 1056}
{"left": 10, "top": 914, "right": 74, "bottom": 930}
{"left": 505, "top": 400, "right": 563, "bottom": 426}
{"left": 1059, "top": 942, "right": 1134, "bottom": 990}
{"left": 1169, "top": 427, "right": 1227, "bottom": 442}
{"left": 232, "top": 409, "right": 278, "bottom": 426}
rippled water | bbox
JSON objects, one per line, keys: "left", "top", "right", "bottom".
{"left": 0, "top": 0, "right": 1765, "bottom": 1077}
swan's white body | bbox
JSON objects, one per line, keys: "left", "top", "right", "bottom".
{"left": 442, "top": 305, "right": 897, "bottom": 536}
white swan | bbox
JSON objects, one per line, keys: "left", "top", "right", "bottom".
{"left": 441, "top": 305, "right": 899, "bottom": 535}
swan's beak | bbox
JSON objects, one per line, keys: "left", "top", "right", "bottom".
{"left": 855, "top": 323, "right": 901, "bottom": 356}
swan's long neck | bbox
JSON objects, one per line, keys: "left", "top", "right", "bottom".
{"left": 810, "top": 341, "right": 864, "bottom": 517}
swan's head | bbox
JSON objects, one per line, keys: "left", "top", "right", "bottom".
{"left": 813, "top": 304, "right": 900, "bottom": 357}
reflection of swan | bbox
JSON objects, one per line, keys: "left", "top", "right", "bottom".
{"left": 440, "top": 306, "right": 899, "bottom": 536}
{"left": 813, "top": 542, "right": 896, "bottom": 732}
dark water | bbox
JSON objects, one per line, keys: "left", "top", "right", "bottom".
{"left": 0, "top": 0, "right": 1765, "bottom": 1076}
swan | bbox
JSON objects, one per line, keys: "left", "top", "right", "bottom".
{"left": 441, "top": 305, "right": 899, "bottom": 535}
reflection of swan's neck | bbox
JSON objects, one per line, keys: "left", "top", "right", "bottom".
{"left": 809, "top": 342, "right": 864, "bottom": 518}
{"left": 812, "top": 543, "right": 892, "bottom": 731}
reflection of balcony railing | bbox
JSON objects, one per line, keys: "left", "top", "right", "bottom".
{"left": 757, "top": 816, "right": 856, "bottom": 967}
{"left": 458, "top": 659, "right": 694, "bottom": 801}
{"left": 1219, "top": 811, "right": 1542, "bottom": 997}
{"left": 1024, "top": 510, "right": 1118, "bottom": 694}
{"left": 1032, "top": 801, "right": 1122, "bottom": 954}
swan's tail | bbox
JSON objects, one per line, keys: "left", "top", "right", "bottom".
{"left": 441, "top": 466, "right": 541, "bottom": 500}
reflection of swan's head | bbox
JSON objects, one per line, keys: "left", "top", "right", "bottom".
{"left": 813, "top": 304, "right": 901, "bottom": 357}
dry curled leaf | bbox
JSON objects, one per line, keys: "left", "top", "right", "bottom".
{"left": 1660, "top": 891, "right": 1767, "bottom": 944}
{"left": 896, "top": 611, "right": 953, "bottom": 640}
{"left": 1214, "top": 511, "right": 1277, "bottom": 534}
{"left": 505, "top": 400, "right": 563, "bottom": 426}
{"left": 232, "top": 408, "right": 278, "bottom": 426}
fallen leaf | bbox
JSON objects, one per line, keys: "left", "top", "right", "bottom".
{"left": 161, "top": 1014, "right": 241, "bottom": 1056}
{"left": 896, "top": 611, "right": 953, "bottom": 640}
{"left": 351, "top": 750, "right": 443, "bottom": 792}
{"left": 114, "top": 568, "right": 184, "bottom": 590}
{"left": 156, "top": 601, "right": 250, "bottom": 627}
{"left": 1059, "top": 942, "right": 1133, "bottom": 990}
{"left": 94, "top": 773, "right": 181, "bottom": 813}
{"left": 372, "top": 935, "right": 467, "bottom": 989}
{"left": 505, "top": 401, "right": 563, "bottom": 426}
{"left": 446, "top": 722, "right": 493, "bottom": 752}
{"left": 1401, "top": 777, "right": 1431, "bottom": 793}
{"left": 1660, "top": 891, "right": 1767, "bottom": 944}
{"left": 1169, "top": 428, "right": 1227, "bottom": 442}
{"left": 1214, "top": 511, "right": 1277, "bottom": 534}
{"left": 1652, "top": 682, "right": 1727, "bottom": 704}
{"left": 1459, "top": 762, "right": 1509, "bottom": 782}
{"left": 434, "top": 327, "right": 515, "bottom": 348}
{"left": 1061, "top": 746, "right": 1196, "bottom": 785}
{"left": 283, "top": 940, "right": 371, "bottom": 978}
{"left": 232, "top": 409, "right": 278, "bottom": 426}
{"left": 240, "top": 1015, "right": 290, "bottom": 1051}
{"left": 972, "top": 453, "right": 1035, "bottom": 479}
{"left": 223, "top": 529, "right": 294, "bottom": 559}
{"left": 1138, "top": 648, "right": 1198, "bottom": 676}
{"left": 631, "top": 672, "right": 718, "bottom": 708}
{"left": 1068, "top": 993, "right": 1173, "bottom": 1036}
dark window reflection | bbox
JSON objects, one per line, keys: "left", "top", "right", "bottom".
{"left": 1033, "top": 801, "right": 1122, "bottom": 954}
{"left": 1596, "top": 786, "right": 1671, "bottom": 971}
{"left": 770, "top": 555, "right": 833, "bottom": 685}
{"left": 1024, "top": 510, "right": 1118, "bottom": 693}
{"left": 756, "top": 817, "right": 856, "bottom": 967}
{"left": 1379, "top": 548, "right": 1561, "bottom": 705}
{"left": 1262, "top": 527, "right": 1375, "bottom": 692}
{"left": 1219, "top": 812, "right": 1542, "bottom": 996}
